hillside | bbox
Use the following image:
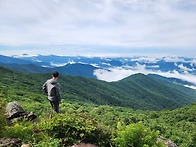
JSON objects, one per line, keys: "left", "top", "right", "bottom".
{"left": 0, "top": 66, "right": 195, "bottom": 111}
{"left": 0, "top": 62, "right": 97, "bottom": 78}
{"left": 0, "top": 66, "right": 195, "bottom": 146}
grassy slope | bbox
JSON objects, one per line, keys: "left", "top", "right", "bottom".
{"left": 0, "top": 66, "right": 195, "bottom": 111}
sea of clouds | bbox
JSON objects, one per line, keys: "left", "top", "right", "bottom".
{"left": 93, "top": 56, "right": 196, "bottom": 89}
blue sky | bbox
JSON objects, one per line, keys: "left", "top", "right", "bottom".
{"left": 0, "top": 0, "right": 196, "bottom": 56}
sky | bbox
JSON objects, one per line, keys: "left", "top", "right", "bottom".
{"left": 0, "top": 0, "right": 196, "bottom": 56}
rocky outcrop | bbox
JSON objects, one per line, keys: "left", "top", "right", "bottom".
{"left": 158, "top": 136, "right": 178, "bottom": 147}
{"left": 6, "top": 101, "right": 36, "bottom": 123}
{"left": 0, "top": 138, "right": 21, "bottom": 147}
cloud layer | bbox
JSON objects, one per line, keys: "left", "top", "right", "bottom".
{"left": 94, "top": 65, "right": 196, "bottom": 86}
{"left": 0, "top": 0, "right": 196, "bottom": 56}
{"left": 94, "top": 56, "right": 196, "bottom": 89}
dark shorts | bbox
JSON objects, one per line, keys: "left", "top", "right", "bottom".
{"left": 49, "top": 100, "right": 59, "bottom": 113}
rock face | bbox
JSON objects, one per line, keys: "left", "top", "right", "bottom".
{"left": 158, "top": 136, "right": 178, "bottom": 147}
{"left": 6, "top": 101, "right": 37, "bottom": 122}
{"left": 0, "top": 138, "right": 21, "bottom": 147}
{"left": 6, "top": 101, "right": 26, "bottom": 119}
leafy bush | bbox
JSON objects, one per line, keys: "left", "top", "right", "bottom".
{"left": 33, "top": 136, "right": 62, "bottom": 147}
{"left": 2, "top": 121, "right": 34, "bottom": 143}
{"left": 113, "top": 121, "right": 165, "bottom": 147}
{"left": 39, "top": 113, "right": 111, "bottom": 146}
{"left": 0, "top": 98, "right": 7, "bottom": 137}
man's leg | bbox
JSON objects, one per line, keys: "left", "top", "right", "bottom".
{"left": 49, "top": 100, "right": 59, "bottom": 113}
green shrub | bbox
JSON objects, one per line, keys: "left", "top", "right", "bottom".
{"left": 39, "top": 113, "right": 97, "bottom": 146}
{"left": 39, "top": 113, "right": 112, "bottom": 146}
{"left": 113, "top": 121, "right": 165, "bottom": 147}
{"left": 2, "top": 122, "right": 34, "bottom": 143}
{"left": 0, "top": 98, "right": 7, "bottom": 137}
{"left": 33, "top": 136, "right": 62, "bottom": 147}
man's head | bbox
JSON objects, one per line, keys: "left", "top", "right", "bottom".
{"left": 52, "top": 71, "right": 59, "bottom": 79}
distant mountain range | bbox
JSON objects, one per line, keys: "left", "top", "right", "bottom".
{"left": 0, "top": 62, "right": 97, "bottom": 78}
{"left": 0, "top": 54, "right": 196, "bottom": 88}
{"left": 0, "top": 65, "right": 195, "bottom": 111}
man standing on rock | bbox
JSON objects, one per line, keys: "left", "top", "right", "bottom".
{"left": 43, "top": 71, "right": 62, "bottom": 113}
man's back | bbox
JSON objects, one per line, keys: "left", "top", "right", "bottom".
{"left": 43, "top": 78, "right": 61, "bottom": 102}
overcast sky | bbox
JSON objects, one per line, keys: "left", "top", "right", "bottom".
{"left": 0, "top": 0, "right": 196, "bottom": 56}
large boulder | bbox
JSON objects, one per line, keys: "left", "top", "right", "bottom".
{"left": 6, "top": 101, "right": 26, "bottom": 119}
{"left": 6, "top": 101, "right": 36, "bottom": 122}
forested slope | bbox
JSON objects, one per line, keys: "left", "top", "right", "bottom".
{"left": 0, "top": 66, "right": 195, "bottom": 111}
{"left": 149, "top": 74, "right": 196, "bottom": 99}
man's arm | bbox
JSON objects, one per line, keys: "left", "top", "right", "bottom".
{"left": 56, "top": 83, "right": 62, "bottom": 103}
{"left": 42, "top": 82, "right": 48, "bottom": 95}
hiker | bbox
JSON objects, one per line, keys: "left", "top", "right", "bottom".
{"left": 42, "top": 71, "right": 62, "bottom": 113}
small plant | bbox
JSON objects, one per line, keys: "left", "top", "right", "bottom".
{"left": 2, "top": 121, "right": 34, "bottom": 143}
{"left": 113, "top": 121, "right": 165, "bottom": 147}
{"left": 0, "top": 98, "right": 7, "bottom": 137}
{"left": 39, "top": 113, "right": 96, "bottom": 146}
{"left": 33, "top": 136, "right": 62, "bottom": 147}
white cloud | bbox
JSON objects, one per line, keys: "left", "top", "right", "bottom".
{"left": 94, "top": 67, "right": 137, "bottom": 82}
{"left": 50, "top": 62, "right": 67, "bottom": 67}
{"left": 130, "top": 57, "right": 160, "bottom": 63}
{"left": 94, "top": 62, "right": 149, "bottom": 82}
{"left": 147, "top": 65, "right": 159, "bottom": 68}
{"left": 184, "top": 85, "right": 196, "bottom": 90}
{"left": 13, "top": 54, "right": 38, "bottom": 58}
{"left": 157, "top": 70, "right": 196, "bottom": 85}
{"left": 90, "top": 64, "right": 100, "bottom": 68}
{"left": 94, "top": 64, "right": 196, "bottom": 86}
{"left": 178, "top": 64, "right": 194, "bottom": 71}
{"left": 163, "top": 57, "right": 188, "bottom": 63}
{"left": 191, "top": 59, "right": 196, "bottom": 66}
{"left": 0, "top": 0, "right": 196, "bottom": 56}
{"left": 102, "top": 62, "right": 111, "bottom": 66}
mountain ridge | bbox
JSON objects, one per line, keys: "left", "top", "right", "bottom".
{"left": 1, "top": 54, "right": 196, "bottom": 86}
{"left": 0, "top": 66, "right": 195, "bottom": 111}
{"left": 0, "top": 62, "right": 97, "bottom": 78}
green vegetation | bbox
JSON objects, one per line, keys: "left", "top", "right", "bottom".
{"left": 0, "top": 66, "right": 195, "bottom": 111}
{"left": 0, "top": 66, "right": 196, "bottom": 146}
{"left": 113, "top": 121, "right": 164, "bottom": 147}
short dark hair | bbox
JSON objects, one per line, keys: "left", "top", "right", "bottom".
{"left": 52, "top": 71, "right": 59, "bottom": 78}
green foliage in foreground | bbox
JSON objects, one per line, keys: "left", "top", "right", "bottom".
{"left": 113, "top": 122, "right": 164, "bottom": 147}
{"left": 2, "top": 122, "right": 34, "bottom": 143}
{"left": 0, "top": 98, "right": 7, "bottom": 137}
{"left": 0, "top": 98, "right": 195, "bottom": 147}
{"left": 39, "top": 113, "right": 111, "bottom": 146}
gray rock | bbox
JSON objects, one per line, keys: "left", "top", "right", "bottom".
{"left": 158, "top": 136, "right": 178, "bottom": 147}
{"left": 6, "top": 101, "right": 26, "bottom": 119}
{"left": 6, "top": 101, "right": 36, "bottom": 122}
{"left": 0, "top": 138, "right": 21, "bottom": 147}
